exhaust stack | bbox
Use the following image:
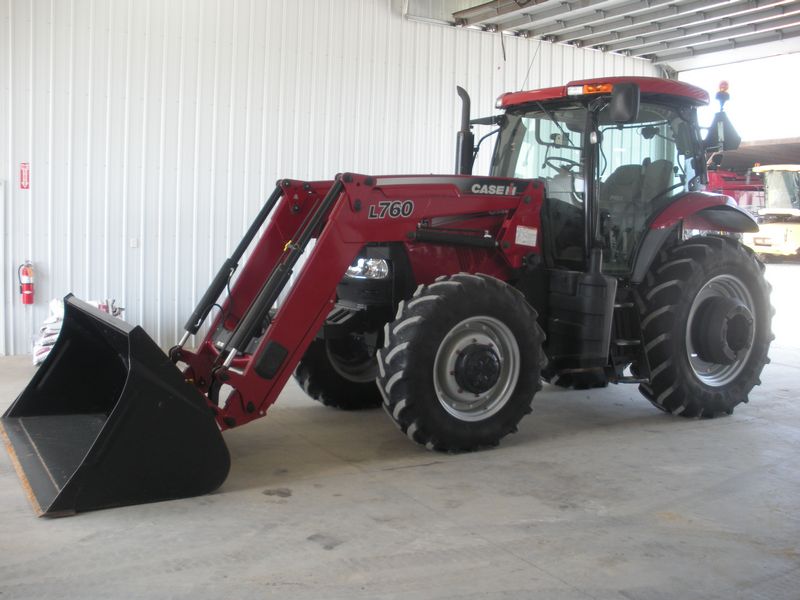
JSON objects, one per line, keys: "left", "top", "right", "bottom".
{"left": 455, "top": 86, "right": 475, "bottom": 175}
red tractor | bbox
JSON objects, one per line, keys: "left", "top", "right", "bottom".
{"left": 2, "top": 76, "right": 773, "bottom": 516}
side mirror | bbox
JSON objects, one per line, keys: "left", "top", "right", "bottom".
{"left": 470, "top": 115, "right": 504, "bottom": 126}
{"left": 704, "top": 112, "right": 741, "bottom": 152}
{"left": 610, "top": 83, "right": 640, "bottom": 124}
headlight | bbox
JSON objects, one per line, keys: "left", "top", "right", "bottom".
{"left": 345, "top": 258, "right": 390, "bottom": 280}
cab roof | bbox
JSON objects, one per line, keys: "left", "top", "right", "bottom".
{"left": 498, "top": 76, "right": 709, "bottom": 109}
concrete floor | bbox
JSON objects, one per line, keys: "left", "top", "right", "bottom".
{"left": 1, "top": 264, "right": 799, "bottom": 600}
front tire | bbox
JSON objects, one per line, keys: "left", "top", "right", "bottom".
{"left": 294, "top": 336, "right": 382, "bottom": 410}
{"left": 636, "top": 235, "right": 773, "bottom": 417}
{"left": 377, "top": 273, "right": 544, "bottom": 451}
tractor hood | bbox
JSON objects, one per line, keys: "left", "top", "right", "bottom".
{"left": 373, "top": 175, "right": 536, "bottom": 197}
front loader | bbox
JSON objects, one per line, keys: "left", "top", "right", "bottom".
{"left": 2, "top": 77, "right": 773, "bottom": 516}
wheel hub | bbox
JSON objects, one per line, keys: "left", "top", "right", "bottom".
{"left": 433, "top": 316, "right": 520, "bottom": 422}
{"left": 454, "top": 344, "right": 501, "bottom": 394}
{"left": 691, "top": 296, "right": 754, "bottom": 365}
{"left": 685, "top": 273, "right": 757, "bottom": 387}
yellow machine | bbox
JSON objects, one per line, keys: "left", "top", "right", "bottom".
{"left": 743, "top": 165, "right": 800, "bottom": 259}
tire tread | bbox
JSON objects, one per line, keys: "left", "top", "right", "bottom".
{"left": 636, "top": 235, "right": 773, "bottom": 417}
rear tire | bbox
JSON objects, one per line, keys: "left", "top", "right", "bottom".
{"left": 636, "top": 235, "right": 773, "bottom": 417}
{"left": 377, "top": 273, "right": 544, "bottom": 451}
{"left": 294, "top": 337, "right": 382, "bottom": 410}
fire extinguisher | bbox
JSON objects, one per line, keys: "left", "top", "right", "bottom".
{"left": 18, "top": 261, "right": 34, "bottom": 305}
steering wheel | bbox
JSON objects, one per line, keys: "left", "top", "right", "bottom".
{"left": 545, "top": 156, "right": 581, "bottom": 172}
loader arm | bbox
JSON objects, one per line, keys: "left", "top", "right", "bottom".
{"left": 176, "top": 179, "right": 336, "bottom": 392}
{"left": 181, "top": 173, "right": 542, "bottom": 430}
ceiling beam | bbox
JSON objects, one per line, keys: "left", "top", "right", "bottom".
{"left": 650, "top": 23, "right": 800, "bottom": 62}
{"left": 490, "top": 1, "right": 603, "bottom": 31}
{"left": 601, "top": 1, "right": 798, "bottom": 52}
{"left": 627, "top": 12, "right": 800, "bottom": 55}
{"left": 454, "top": 0, "right": 591, "bottom": 29}
{"left": 447, "top": 0, "right": 800, "bottom": 68}
{"left": 452, "top": 0, "right": 548, "bottom": 27}
{"left": 540, "top": 0, "right": 761, "bottom": 44}
{"left": 510, "top": 0, "right": 679, "bottom": 37}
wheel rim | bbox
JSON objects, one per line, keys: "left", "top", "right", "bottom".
{"left": 685, "top": 274, "right": 756, "bottom": 387}
{"left": 433, "top": 316, "right": 520, "bottom": 422}
{"left": 326, "top": 333, "right": 379, "bottom": 383}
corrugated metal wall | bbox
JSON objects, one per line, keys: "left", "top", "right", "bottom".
{"left": 0, "top": 0, "right": 659, "bottom": 355}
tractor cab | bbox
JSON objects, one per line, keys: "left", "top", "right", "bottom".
{"left": 488, "top": 77, "right": 708, "bottom": 274}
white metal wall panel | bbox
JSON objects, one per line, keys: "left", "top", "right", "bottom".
{"left": 0, "top": 0, "right": 658, "bottom": 354}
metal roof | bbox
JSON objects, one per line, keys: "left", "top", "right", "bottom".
{"left": 447, "top": 0, "right": 800, "bottom": 71}
{"left": 714, "top": 137, "right": 800, "bottom": 170}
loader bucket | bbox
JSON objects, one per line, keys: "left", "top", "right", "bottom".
{"left": 0, "top": 295, "right": 230, "bottom": 516}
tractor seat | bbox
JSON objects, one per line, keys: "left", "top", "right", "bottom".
{"left": 642, "top": 159, "right": 674, "bottom": 204}
{"left": 600, "top": 164, "right": 643, "bottom": 209}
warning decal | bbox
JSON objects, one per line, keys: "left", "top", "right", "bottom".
{"left": 515, "top": 226, "right": 538, "bottom": 247}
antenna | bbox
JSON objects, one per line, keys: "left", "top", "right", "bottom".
{"left": 520, "top": 38, "right": 543, "bottom": 91}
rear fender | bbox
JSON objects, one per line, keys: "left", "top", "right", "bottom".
{"left": 649, "top": 192, "right": 758, "bottom": 233}
{"left": 630, "top": 192, "right": 758, "bottom": 284}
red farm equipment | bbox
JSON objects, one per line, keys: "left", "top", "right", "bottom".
{"left": 2, "top": 76, "right": 773, "bottom": 516}
{"left": 706, "top": 165, "right": 764, "bottom": 215}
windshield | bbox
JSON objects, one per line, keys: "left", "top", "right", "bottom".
{"left": 492, "top": 102, "right": 586, "bottom": 186}
{"left": 490, "top": 98, "right": 701, "bottom": 272}
{"left": 763, "top": 171, "right": 800, "bottom": 210}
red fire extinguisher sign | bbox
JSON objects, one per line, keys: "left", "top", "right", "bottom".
{"left": 20, "top": 162, "right": 30, "bottom": 190}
